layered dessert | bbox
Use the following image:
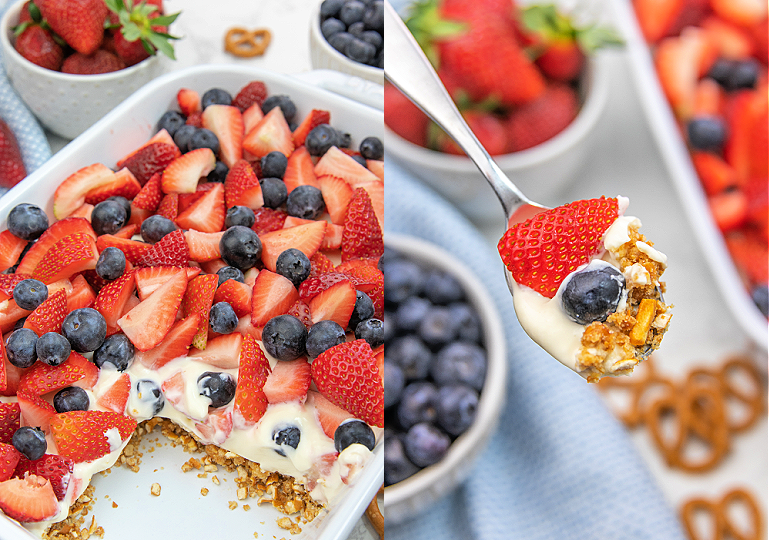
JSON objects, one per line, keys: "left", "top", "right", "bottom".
{"left": 498, "top": 196, "right": 672, "bottom": 381}
{"left": 0, "top": 79, "right": 384, "bottom": 537}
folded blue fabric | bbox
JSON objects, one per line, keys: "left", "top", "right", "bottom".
{"left": 384, "top": 160, "right": 687, "bottom": 540}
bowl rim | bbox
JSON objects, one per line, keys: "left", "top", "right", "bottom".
{"left": 309, "top": 0, "right": 383, "bottom": 77}
{"left": 384, "top": 52, "right": 610, "bottom": 171}
{"left": 382, "top": 233, "right": 508, "bottom": 505}
{"left": 0, "top": 0, "right": 158, "bottom": 82}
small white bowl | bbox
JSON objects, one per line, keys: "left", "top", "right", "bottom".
{"left": 0, "top": 0, "right": 164, "bottom": 140}
{"left": 383, "top": 233, "right": 508, "bottom": 525}
{"left": 385, "top": 54, "right": 610, "bottom": 225}
{"left": 309, "top": 0, "right": 384, "bottom": 85}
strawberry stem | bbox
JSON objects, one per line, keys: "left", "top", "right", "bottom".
{"left": 104, "top": 0, "right": 182, "bottom": 60}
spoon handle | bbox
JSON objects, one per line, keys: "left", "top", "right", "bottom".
{"left": 383, "top": 0, "right": 532, "bottom": 222}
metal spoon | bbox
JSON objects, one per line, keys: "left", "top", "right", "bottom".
{"left": 383, "top": 0, "right": 548, "bottom": 231}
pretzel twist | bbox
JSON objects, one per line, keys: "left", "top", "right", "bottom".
{"left": 681, "top": 488, "right": 762, "bottom": 540}
{"left": 224, "top": 27, "right": 272, "bottom": 58}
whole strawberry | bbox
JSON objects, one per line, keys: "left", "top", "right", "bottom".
{"left": 61, "top": 49, "right": 125, "bottom": 75}
{"left": 37, "top": 0, "right": 108, "bottom": 55}
{"left": 0, "top": 119, "right": 27, "bottom": 189}
{"left": 13, "top": 15, "right": 64, "bottom": 71}
{"left": 105, "top": 0, "right": 181, "bottom": 63}
{"left": 505, "top": 83, "right": 578, "bottom": 152}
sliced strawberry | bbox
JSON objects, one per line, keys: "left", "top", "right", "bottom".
{"left": 202, "top": 104, "right": 244, "bottom": 168}
{"left": 49, "top": 410, "right": 137, "bottom": 463}
{"left": 121, "top": 142, "right": 181, "bottom": 186}
{"left": 692, "top": 152, "right": 739, "bottom": 195}
{"left": 283, "top": 217, "right": 343, "bottom": 250}
{"left": 355, "top": 180, "right": 383, "bottom": 231}
{"left": 185, "top": 230, "right": 224, "bottom": 262}
{"left": 654, "top": 29, "right": 711, "bottom": 120}
{"left": 307, "top": 390, "right": 353, "bottom": 439}
{"left": 283, "top": 146, "right": 321, "bottom": 193}
{"left": 0, "top": 274, "right": 30, "bottom": 302}
{"left": 242, "top": 103, "right": 264, "bottom": 134}
{"left": 188, "top": 332, "right": 242, "bottom": 369}
{"left": 96, "top": 373, "right": 131, "bottom": 414}
{"left": 0, "top": 443, "right": 21, "bottom": 481}
{"left": 263, "top": 357, "right": 312, "bottom": 404}
{"left": 298, "top": 272, "right": 351, "bottom": 301}
{"left": 700, "top": 15, "right": 755, "bottom": 60}
{"left": 194, "top": 409, "right": 233, "bottom": 445}
{"left": 118, "top": 267, "right": 187, "bottom": 351}
{"left": 308, "top": 279, "right": 356, "bottom": 327}
{"left": 53, "top": 163, "right": 117, "bottom": 219}
{"left": 84, "top": 167, "right": 142, "bottom": 205}
{"left": 31, "top": 233, "right": 99, "bottom": 284}
{"left": 338, "top": 262, "right": 383, "bottom": 294}
{"left": 177, "top": 88, "right": 201, "bottom": 116}
{"left": 710, "top": 0, "right": 767, "bottom": 27}
{"left": 341, "top": 188, "right": 383, "bottom": 262}
{"left": 318, "top": 175, "right": 353, "bottom": 224}
{"left": 16, "top": 218, "right": 95, "bottom": 276}
{"left": 156, "top": 193, "right": 179, "bottom": 221}
{"left": 17, "top": 391, "right": 56, "bottom": 432}
{"left": 94, "top": 270, "right": 136, "bottom": 332}
{"left": 232, "top": 80, "right": 268, "bottom": 112}
{"left": 0, "top": 403, "right": 21, "bottom": 443}
{"left": 181, "top": 273, "right": 218, "bottom": 349}
{"left": 0, "top": 474, "right": 58, "bottom": 522}
{"left": 13, "top": 454, "right": 73, "bottom": 501}
{"left": 131, "top": 171, "right": 163, "bottom": 212}
{"left": 250, "top": 269, "right": 300, "bottom": 327}
{"left": 232, "top": 333, "right": 270, "bottom": 427}
{"left": 116, "top": 129, "right": 177, "bottom": 167}
{"left": 23, "top": 289, "right": 67, "bottom": 335}
{"left": 726, "top": 230, "right": 769, "bottom": 285}
{"left": 725, "top": 88, "right": 768, "bottom": 183}
{"left": 315, "top": 146, "right": 379, "bottom": 186}
{"left": 213, "top": 279, "right": 252, "bottom": 318}
{"left": 175, "top": 183, "right": 225, "bottom": 233}
{"left": 224, "top": 159, "right": 263, "bottom": 209}
{"left": 96, "top": 235, "right": 151, "bottom": 265}
{"left": 251, "top": 207, "right": 287, "bottom": 235}
{"left": 127, "top": 205, "right": 153, "bottom": 228}
{"left": 367, "top": 159, "right": 383, "bottom": 180}
{"left": 66, "top": 274, "right": 96, "bottom": 312}
{"left": 136, "top": 314, "right": 200, "bottom": 370}
{"left": 134, "top": 266, "right": 200, "bottom": 300}
{"left": 177, "top": 181, "right": 218, "bottom": 212}
{"left": 292, "top": 109, "right": 331, "bottom": 147}
{"left": 242, "top": 107, "right": 294, "bottom": 158}
{"left": 70, "top": 204, "right": 93, "bottom": 220}
{"left": 635, "top": 0, "right": 687, "bottom": 42}
{"left": 287, "top": 299, "right": 312, "bottom": 329}
{"left": 310, "top": 252, "right": 336, "bottom": 276}
{"left": 0, "top": 231, "right": 27, "bottom": 273}
{"left": 259, "top": 220, "right": 326, "bottom": 272}
{"left": 161, "top": 148, "right": 217, "bottom": 194}
{"left": 113, "top": 224, "right": 139, "bottom": 240}
{"left": 0, "top": 300, "right": 31, "bottom": 334}
{"left": 135, "top": 229, "right": 190, "bottom": 267}
{"left": 17, "top": 352, "right": 91, "bottom": 396}
{"left": 709, "top": 189, "right": 749, "bottom": 232}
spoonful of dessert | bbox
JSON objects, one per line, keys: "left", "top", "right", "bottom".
{"left": 384, "top": 1, "right": 673, "bottom": 382}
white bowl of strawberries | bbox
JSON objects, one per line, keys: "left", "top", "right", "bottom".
{"left": 0, "top": 0, "right": 178, "bottom": 140}
{"left": 385, "top": 1, "right": 614, "bottom": 225}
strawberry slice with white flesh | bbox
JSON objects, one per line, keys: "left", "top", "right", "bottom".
{"left": 202, "top": 104, "right": 244, "bottom": 168}
{"left": 53, "top": 163, "right": 117, "bottom": 219}
{"left": 259, "top": 220, "right": 326, "bottom": 272}
{"left": 161, "top": 148, "right": 216, "bottom": 194}
{"left": 242, "top": 107, "right": 294, "bottom": 158}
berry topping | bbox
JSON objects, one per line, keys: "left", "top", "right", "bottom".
{"left": 197, "top": 371, "right": 236, "bottom": 408}
{"left": 53, "top": 386, "right": 90, "bottom": 413}
{"left": 219, "top": 226, "right": 262, "bottom": 271}
{"left": 93, "top": 334, "right": 135, "bottom": 371}
{"left": 275, "top": 248, "right": 311, "bottom": 288}
{"left": 224, "top": 206, "right": 255, "bottom": 229}
{"left": 262, "top": 315, "right": 308, "bottom": 361}
{"left": 135, "top": 379, "right": 165, "bottom": 416}
{"left": 95, "top": 246, "right": 127, "bottom": 281}
{"left": 272, "top": 425, "right": 301, "bottom": 456}
{"left": 334, "top": 418, "right": 375, "bottom": 452}
{"left": 0, "top": 474, "right": 58, "bottom": 523}
{"left": 61, "top": 308, "right": 107, "bottom": 353}
{"left": 35, "top": 332, "right": 71, "bottom": 367}
{"left": 12, "top": 278, "right": 48, "bottom": 310}
{"left": 306, "top": 320, "right": 346, "bottom": 358}
{"left": 7, "top": 204, "right": 48, "bottom": 241}
{"left": 140, "top": 214, "right": 178, "bottom": 244}
{"left": 6, "top": 328, "right": 38, "bottom": 368}
{"left": 12, "top": 426, "right": 47, "bottom": 461}
{"left": 286, "top": 185, "right": 325, "bottom": 220}
{"left": 90, "top": 199, "right": 127, "bottom": 236}
{"left": 209, "top": 301, "right": 238, "bottom": 334}
{"left": 49, "top": 410, "right": 136, "bottom": 463}
{"left": 561, "top": 262, "right": 625, "bottom": 325}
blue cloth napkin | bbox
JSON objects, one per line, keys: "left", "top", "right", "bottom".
{"left": 384, "top": 160, "right": 687, "bottom": 540}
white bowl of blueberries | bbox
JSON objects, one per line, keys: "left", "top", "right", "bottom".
{"left": 382, "top": 234, "right": 507, "bottom": 525}
{"left": 309, "top": 0, "right": 384, "bottom": 84}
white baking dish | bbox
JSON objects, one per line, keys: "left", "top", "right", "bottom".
{"left": 612, "top": 1, "right": 768, "bottom": 348}
{"left": 0, "top": 64, "right": 384, "bottom": 540}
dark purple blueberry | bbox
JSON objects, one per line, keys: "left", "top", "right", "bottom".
{"left": 361, "top": 30, "right": 383, "bottom": 51}
{"left": 13, "top": 278, "right": 47, "bottom": 310}
{"left": 389, "top": 335, "right": 432, "bottom": 380}
{"left": 156, "top": 110, "right": 186, "bottom": 136}
{"left": 334, "top": 418, "right": 375, "bottom": 451}
{"left": 384, "top": 432, "right": 419, "bottom": 485}
{"left": 173, "top": 124, "right": 197, "bottom": 153}
{"left": 348, "top": 21, "right": 365, "bottom": 38}
{"left": 305, "top": 124, "right": 340, "bottom": 156}
{"left": 61, "top": 308, "right": 107, "bottom": 353}
{"left": 273, "top": 425, "right": 301, "bottom": 456}
{"left": 339, "top": 0, "right": 365, "bottom": 25}
{"left": 321, "top": 17, "right": 345, "bottom": 39}
{"left": 12, "top": 426, "right": 47, "bottom": 461}
{"left": 197, "top": 371, "right": 236, "bottom": 408}
{"left": 286, "top": 185, "right": 325, "bottom": 220}
{"left": 728, "top": 59, "right": 759, "bottom": 90}
{"left": 261, "top": 151, "right": 288, "bottom": 179}
{"left": 351, "top": 154, "right": 368, "bottom": 167}
{"left": 394, "top": 296, "right": 430, "bottom": 333}
{"left": 329, "top": 31, "right": 354, "bottom": 55}
{"left": 383, "top": 258, "right": 424, "bottom": 305}
{"left": 275, "top": 248, "right": 311, "bottom": 288}
{"left": 208, "top": 160, "right": 229, "bottom": 183}
{"left": 404, "top": 422, "right": 450, "bottom": 468}
{"left": 140, "top": 214, "right": 178, "bottom": 244}
{"left": 431, "top": 341, "right": 487, "bottom": 391}
{"left": 363, "top": 0, "right": 384, "bottom": 32}
{"left": 259, "top": 177, "right": 288, "bottom": 208}
{"left": 349, "top": 290, "right": 375, "bottom": 329}
{"left": 686, "top": 116, "right": 727, "bottom": 151}
{"left": 383, "top": 311, "right": 396, "bottom": 343}
{"left": 136, "top": 379, "right": 164, "bottom": 416}
{"left": 419, "top": 306, "right": 457, "bottom": 349}
{"left": 561, "top": 263, "right": 625, "bottom": 324}
{"left": 435, "top": 384, "right": 479, "bottom": 436}
{"left": 7, "top": 204, "right": 48, "bottom": 241}
{"left": 90, "top": 199, "right": 127, "bottom": 236}
{"left": 106, "top": 196, "right": 131, "bottom": 222}
{"left": 752, "top": 285, "right": 768, "bottom": 317}
{"left": 209, "top": 302, "right": 238, "bottom": 334}
{"left": 262, "top": 315, "right": 307, "bottom": 361}
{"left": 449, "top": 302, "right": 482, "bottom": 343}
{"left": 35, "top": 331, "right": 71, "bottom": 367}
{"left": 423, "top": 270, "right": 464, "bottom": 305}
{"left": 359, "top": 136, "right": 383, "bottom": 160}
{"left": 93, "top": 333, "right": 134, "bottom": 371}
{"left": 95, "top": 246, "right": 126, "bottom": 281}
{"left": 216, "top": 265, "right": 245, "bottom": 287}
{"left": 225, "top": 205, "right": 256, "bottom": 229}
{"left": 53, "top": 386, "right": 90, "bottom": 413}
{"left": 219, "top": 226, "right": 262, "bottom": 271}
{"left": 261, "top": 95, "right": 297, "bottom": 123}
{"left": 201, "top": 88, "right": 232, "bottom": 108}
{"left": 707, "top": 58, "right": 734, "bottom": 88}
{"left": 320, "top": 0, "right": 344, "bottom": 18}
{"left": 306, "top": 320, "right": 346, "bottom": 358}
{"left": 397, "top": 381, "right": 438, "bottom": 430}
{"left": 6, "top": 328, "right": 38, "bottom": 368}
{"left": 384, "top": 360, "right": 404, "bottom": 409}
{"left": 355, "top": 318, "right": 383, "bottom": 348}
{"left": 345, "top": 37, "right": 376, "bottom": 64}
{"left": 188, "top": 128, "right": 220, "bottom": 155}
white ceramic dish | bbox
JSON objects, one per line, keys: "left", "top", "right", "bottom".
{"left": 0, "top": 64, "right": 384, "bottom": 540}
{"left": 383, "top": 234, "right": 508, "bottom": 525}
{"left": 309, "top": 0, "right": 384, "bottom": 85}
{"left": 611, "top": 0, "right": 767, "bottom": 348}
{"left": 0, "top": 0, "right": 164, "bottom": 140}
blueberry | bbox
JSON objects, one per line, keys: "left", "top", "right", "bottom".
{"left": 188, "top": 128, "right": 220, "bottom": 155}
{"left": 361, "top": 30, "right": 383, "bottom": 51}
{"left": 262, "top": 314, "right": 307, "bottom": 361}
{"left": 419, "top": 306, "right": 457, "bottom": 349}
{"left": 321, "top": 17, "right": 346, "bottom": 39}
{"left": 349, "top": 290, "right": 375, "bottom": 329}
{"left": 423, "top": 270, "right": 463, "bottom": 305}
{"left": 93, "top": 333, "right": 134, "bottom": 371}
{"left": 432, "top": 341, "right": 487, "bottom": 391}
{"left": 275, "top": 248, "right": 311, "bottom": 288}
{"left": 363, "top": 0, "right": 384, "bottom": 31}
{"left": 329, "top": 30, "right": 352, "bottom": 52}
{"left": 383, "top": 361, "right": 404, "bottom": 409}
{"left": 136, "top": 379, "right": 165, "bottom": 416}
{"left": 707, "top": 58, "right": 734, "bottom": 88}
{"left": 728, "top": 59, "right": 759, "bottom": 90}
{"left": 397, "top": 381, "right": 438, "bottom": 430}
{"left": 348, "top": 21, "right": 365, "bottom": 38}
{"left": 12, "top": 426, "right": 46, "bottom": 461}
{"left": 61, "top": 308, "right": 107, "bottom": 353}
{"left": 91, "top": 199, "right": 127, "bottom": 236}
{"left": 272, "top": 425, "right": 301, "bottom": 455}
{"left": 173, "top": 124, "right": 198, "bottom": 153}
{"left": 345, "top": 37, "right": 376, "bottom": 64}
{"left": 751, "top": 285, "right": 769, "bottom": 318}
{"left": 6, "top": 328, "right": 38, "bottom": 368}
{"left": 404, "top": 422, "right": 450, "bottom": 468}
{"left": 7, "top": 203, "right": 48, "bottom": 241}
{"left": 383, "top": 259, "right": 424, "bottom": 305}
{"left": 336, "top": 128, "right": 352, "bottom": 149}
{"left": 339, "top": 0, "right": 365, "bottom": 25}
{"left": 106, "top": 196, "right": 132, "bottom": 222}
{"left": 13, "top": 278, "right": 47, "bottom": 310}
{"left": 374, "top": 49, "right": 383, "bottom": 69}
{"left": 351, "top": 154, "right": 367, "bottom": 167}
{"left": 435, "top": 384, "right": 478, "bottom": 436}
{"left": 197, "top": 371, "right": 236, "bottom": 408}
{"left": 53, "top": 386, "right": 90, "bottom": 413}
{"left": 286, "top": 185, "right": 325, "bottom": 220}
{"left": 384, "top": 433, "right": 419, "bottom": 485}
{"left": 561, "top": 263, "right": 625, "bottom": 325}
{"left": 156, "top": 110, "right": 186, "bottom": 137}
{"left": 334, "top": 418, "right": 375, "bottom": 451}
{"left": 449, "top": 302, "right": 482, "bottom": 343}
{"left": 140, "top": 214, "right": 178, "bottom": 244}
{"left": 209, "top": 302, "right": 238, "bottom": 334}
{"left": 394, "top": 296, "right": 431, "bottom": 333}
{"left": 306, "top": 320, "right": 346, "bottom": 358}
{"left": 261, "top": 151, "right": 288, "bottom": 179}
{"left": 389, "top": 335, "right": 432, "bottom": 380}
{"left": 220, "top": 226, "right": 262, "bottom": 271}
{"left": 687, "top": 117, "right": 726, "bottom": 151}
{"left": 359, "top": 136, "right": 383, "bottom": 160}
{"left": 320, "top": 0, "right": 345, "bottom": 18}
{"left": 216, "top": 265, "right": 245, "bottom": 287}
{"left": 355, "top": 318, "right": 383, "bottom": 348}
{"left": 225, "top": 205, "right": 256, "bottom": 229}
{"left": 201, "top": 88, "right": 232, "bottom": 109}
{"left": 95, "top": 246, "right": 126, "bottom": 281}
{"left": 383, "top": 310, "right": 396, "bottom": 343}
{"left": 305, "top": 124, "right": 339, "bottom": 156}
{"left": 208, "top": 160, "right": 229, "bottom": 183}
{"left": 261, "top": 95, "right": 296, "bottom": 123}
{"left": 259, "top": 177, "right": 288, "bottom": 208}
{"left": 35, "top": 331, "right": 71, "bottom": 367}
